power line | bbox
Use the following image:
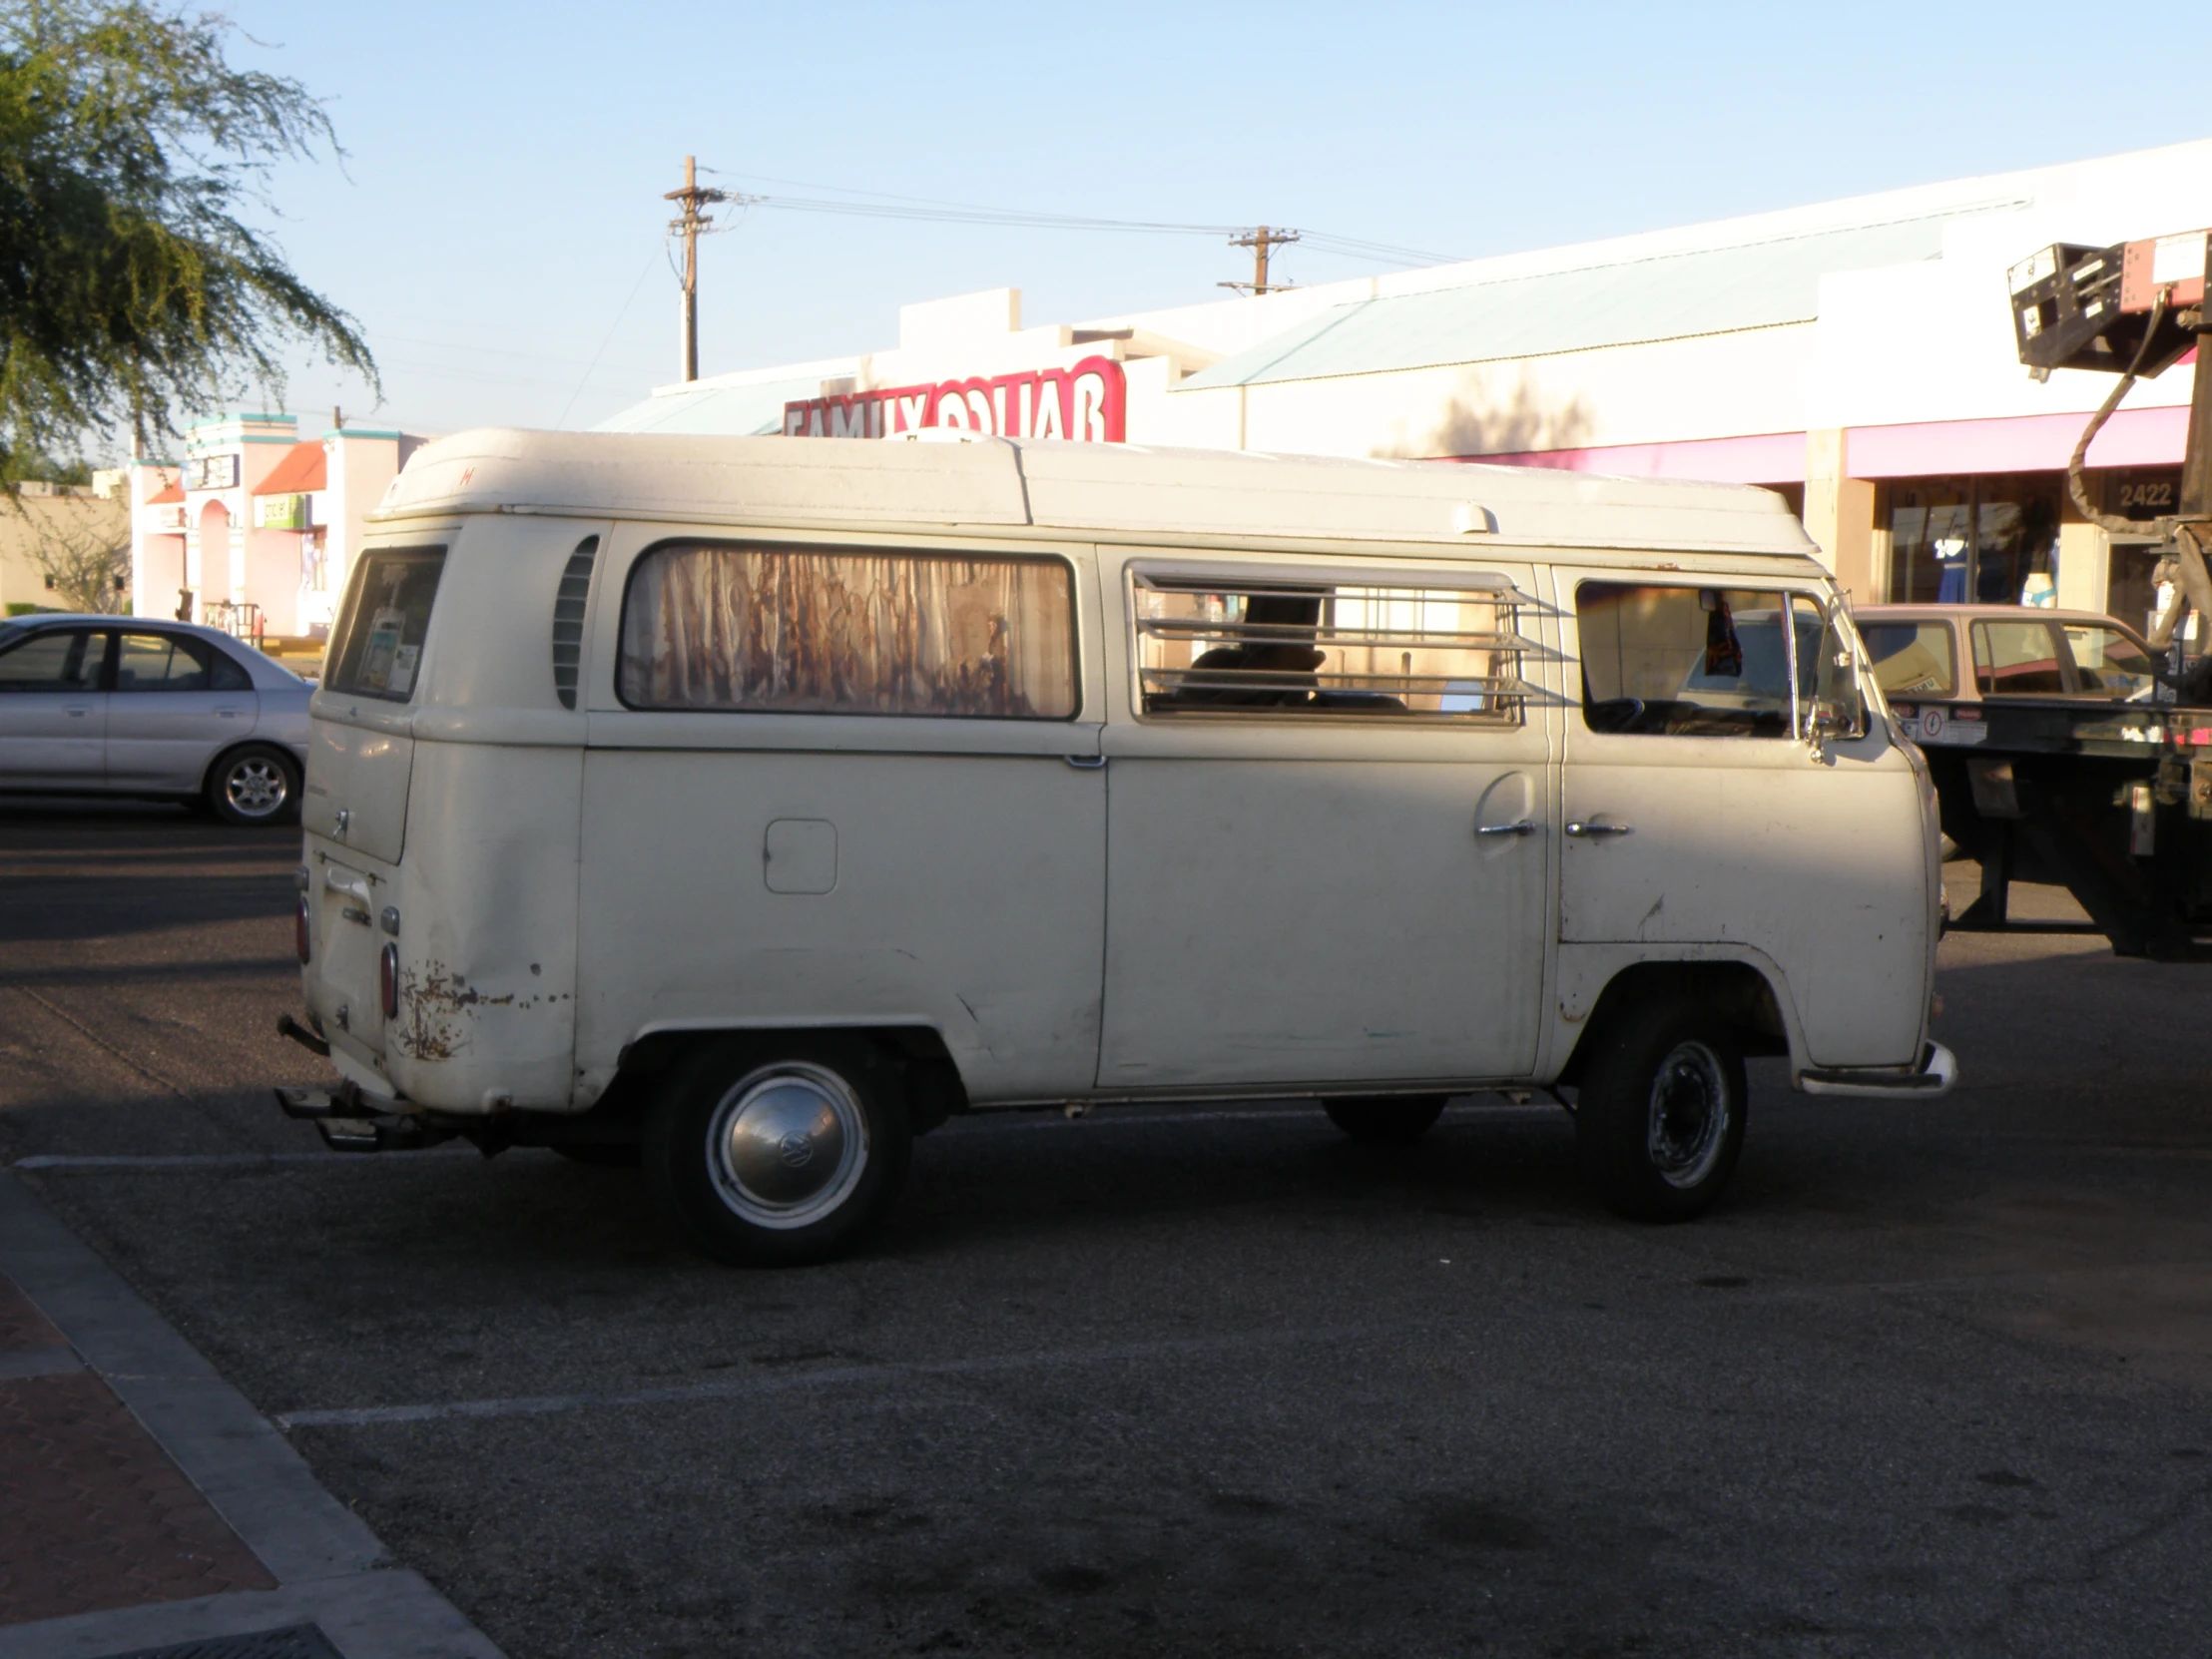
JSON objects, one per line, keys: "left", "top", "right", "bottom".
{"left": 553, "top": 242, "right": 667, "bottom": 429}
{"left": 698, "top": 166, "right": 1461, "bottom": 269}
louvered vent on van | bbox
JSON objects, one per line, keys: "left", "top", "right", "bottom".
{"left": 551, "top": 536, "right": 599, "bottom": 709}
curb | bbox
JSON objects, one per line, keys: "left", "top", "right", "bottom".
{"left": 0, "top": 1173, "right": 502, "bottom": 1659}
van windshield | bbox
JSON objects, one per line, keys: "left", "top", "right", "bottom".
{"left": 326, "top": 547, "right": 445, "bottom": 701}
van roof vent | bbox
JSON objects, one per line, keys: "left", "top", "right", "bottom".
{"left": 552, "top": 535, "right": 598, "bottom": 710}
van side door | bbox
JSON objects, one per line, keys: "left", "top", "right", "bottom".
{"left": 1555, "top": 571, "right": 1928, "bottom": 1069}
{"left": 1095, "top": 553, "right": 1555, "bottom": 1091}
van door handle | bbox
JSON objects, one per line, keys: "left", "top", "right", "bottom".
{"left": 1475, "top": 820, "right": 1536, "bottom": 837}
{"left": 1564, "top": 821, "right": 1633, "bottom": 837}
{"left": 324, "top": 865, "right": 373, "bottom": 905}
{"left": 1064, "top": 755, "right": 1106, "bottom": 770}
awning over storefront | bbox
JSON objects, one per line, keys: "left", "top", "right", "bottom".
{"left": 1847, "top": 405, "right": 2186, "bottom": 478}
{"left": 251, "top": 440, "right": 326, "bottom": 495}
{"left": 1455, "top": 430, "right": 1808, "bottom": 484}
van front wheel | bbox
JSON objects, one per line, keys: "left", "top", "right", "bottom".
{"left": 645, "top": 1039, "right": 910, "bottom": 1266}
{"left": 1574, "top": 999, "right": 1746, "bottom": 1223}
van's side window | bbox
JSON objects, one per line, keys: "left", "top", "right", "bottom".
{"left": 1132, "top": 571, "right": 1527, "bottom": 722}
{"left": 1576, "top": 582, "right": 1812, "bottom": 738}
{"left": 618, "top": 541, "right": 1077, "bottom": 720}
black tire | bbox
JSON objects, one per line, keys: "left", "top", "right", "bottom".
{"left": 1322, "top": 1094, "right": 1447, "bottom": 1146}
{"left": 643, "top": 1037, "right": 911, "bottom": 1266}
{"left": 553, "top": 1141, "right": 642, "bottom": 1168}
{"left": 206, "top": 743, "right": 300, "bottom": 827}
{"left": 1574, "top": 997, "right": 1747, "bottom": 1223}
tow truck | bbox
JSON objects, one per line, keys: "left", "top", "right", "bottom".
{"left": 1934, "top": 232, "right": 2212, "bottom": 958}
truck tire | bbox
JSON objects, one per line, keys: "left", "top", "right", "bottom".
{"left": 1323, "top": 1095, "right": 1447, "bottom": 1145}
{"left": 1573, "top": 997, "right": 1746, "bottom": 1223}
{"left": 644, "top": 1038, "right": 911, "bottom": 1266}
{"left": 206, "top": 744, "right": 300, "bottom": 827}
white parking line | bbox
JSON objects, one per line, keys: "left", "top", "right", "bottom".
{"left": 10, "top": 1150, "right": 471, "bottom": 1170}
{"left": 11, "top": 1104, "right": 1563, "bottom": 1171}
{"left": 278, "top": 1318, "right": 1409, "bottom": 1430}
{"left": 950, "top": 1103, "right": 1560, "bottom": 1134}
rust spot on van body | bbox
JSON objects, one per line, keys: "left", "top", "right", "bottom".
{"left": 392, "top": 961, "right": 514, "bottom": 1062}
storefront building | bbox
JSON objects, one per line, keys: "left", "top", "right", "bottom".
{"left": 128, "top": 413, "right": 428, "bottom": 642}
{"left": 602, "top": 138, "right": 2212, "bottom": 636}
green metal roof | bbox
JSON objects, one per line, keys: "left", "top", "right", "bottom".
{"left": 1178, "top": 213, "right": 1983, "bottom": 391}
{"left": 592, "top": 374, "right": 830, "bottom": 437}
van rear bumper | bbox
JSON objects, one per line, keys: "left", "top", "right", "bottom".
{"left": 1796, "top": 1041, "right": 1956, "bottom": 1100}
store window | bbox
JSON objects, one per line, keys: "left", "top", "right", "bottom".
{"left": 2102, "top": 467, "right": 2181, "bottom": 637}
{"left": 1887, "top": 475, "right": 2061, "bottom": 606}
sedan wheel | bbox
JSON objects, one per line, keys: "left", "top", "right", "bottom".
{"left": 208, "top": 745, "right": 299, "bottom": 827}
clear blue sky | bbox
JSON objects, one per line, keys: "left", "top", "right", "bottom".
{"left": 210, "top": 0, "right": 2210, "bottom": 442}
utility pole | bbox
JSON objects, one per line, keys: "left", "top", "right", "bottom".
{"left": 1220, "top": 226, "right": 1301, "bottom": 296}
{"left": 665, "top": 156, "right": 730, "bottom": 382}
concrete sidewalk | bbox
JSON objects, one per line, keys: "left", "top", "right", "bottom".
{"left": 0, "top": 1172, "right": 501, "bottom": 1659}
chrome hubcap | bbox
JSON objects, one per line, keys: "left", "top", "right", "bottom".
{"left": 1646, "top": 1039, "right": 1730, "bottom": 1189}
{"left": 707, "top": 1062, "right": 868, "bottom": 1229}
{"left": 226, "top": 757, "right": 288, "bottom": 818}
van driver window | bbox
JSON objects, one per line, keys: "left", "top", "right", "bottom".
{"left": 1132, "top": 572, "right": 1526, "bottom": 723}
{"left": 619, "top": 541, "right": 1077, "bottom": 720}
{"left": 1576, "top": 582, "right": 1809, "bottom": 737}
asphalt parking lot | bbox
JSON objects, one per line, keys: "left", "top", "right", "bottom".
{"left": 3, "top": 802, "right": 2210, "bottom": 1659}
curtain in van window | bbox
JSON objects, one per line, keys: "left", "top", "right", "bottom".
{"left": 620, "top": 542, "right": 1076, "bottom": 719}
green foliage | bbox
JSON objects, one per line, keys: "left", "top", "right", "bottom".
{"left": 0, "top": 1, "right": 376, "bottom": 475}
{"left": 0, "top": 446, "right": 90, "bottom": 486}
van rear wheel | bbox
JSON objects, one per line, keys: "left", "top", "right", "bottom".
{"left": 1573, "top": 998, "right": 1746, "bottom": 1223}
{"left": 644, "top": 1038, "right": 910, "bottom": 1266}
{"left": 1322, "top": 1095, "right": 1447, "bottom": 1146}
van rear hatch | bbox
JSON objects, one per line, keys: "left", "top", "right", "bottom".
{"left": 303, "top": 546, "right": 445, "bottom": 864}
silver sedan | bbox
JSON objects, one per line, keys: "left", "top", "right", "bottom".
{"left": 0, "top": 615, "right": 311, "bottom": 826}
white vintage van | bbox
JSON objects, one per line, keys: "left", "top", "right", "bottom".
{"left": 279, "top": 429, "right": 1953, "bottom": 1265}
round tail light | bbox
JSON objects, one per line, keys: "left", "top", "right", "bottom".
{"left": 294, "top": 895, "right": 310, "bottom": 965}
{"left": 379, "top": 943, "right": 399, "bottom": 1020}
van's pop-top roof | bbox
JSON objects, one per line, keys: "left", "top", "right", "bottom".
{"left": 373, "top": 428, "right": 1819, "bottom": 558}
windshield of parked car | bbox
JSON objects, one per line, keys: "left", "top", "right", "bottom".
{"left": 1972, "top": 619, "right": 2065, "bottom": 696}
{"left": 1860, "top": 620, "right": 1956, "bottom": 697}
{"left": 2063, "top": 624, "right": 2159, "bottom": 701}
